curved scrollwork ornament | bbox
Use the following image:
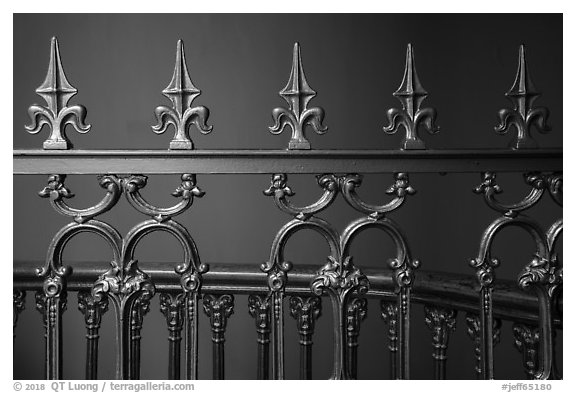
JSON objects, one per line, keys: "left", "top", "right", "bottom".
{"left": 25, "top": 37, "right": 91, "bottom": 150}
{"left": 289, "top": 296, "right": 322, "bottom": 344}
{"left": 92, "top": 259, "right": 155, "bottom": 307}
{"left": 513, "top": 323, "right": 540, "bottom": 379}
{"left": 39, "top": 174, "right": 122, "bottom": 223}
{"left": 546, "top": 173, "right": 562, "bottom": 207}
{"left": 248, "top": 295, "right": 272, "bottom": 344}
{"left": 92, "top": 256, "right": 154, "bottom": 380}
{"left": 311, "top": 256, "right": 369, "bottom": 380}
{"left": 78, "top": 291, "right": 109, "bottom": 331}
{"left": 152, "top": 40, "right": 212, "bottom": 150}
{"left": 269, "top": 42, "right": 327, "bottom": 150}
{"left": 381, "top": 301, "right": 399, "bottom": 352}
{"left": 123, "top": 174, "right": 205, "bottom": 222}
{"left": 312, "top": 257, "right": 369, "bottom": 303}
{"left": 518, "top": 254, "right": 560, "bottom": 297}
{"left": 263, "top": 173, "right": 339, "bottom": 220}
{"left": 341, "top": 173, "right": 415, "bottom": 219}
{"left": 203, "top": 294, "right": 235, "bottom": 344}
{"left": 346, "top": 298, "right": 367, "bottom": 344}
{"left": 424, "top": 306, "right": 457, "bottom": 362}
{"left": 160, "top": 293, "right": 185, "bottom": 333}
{"left": 473, "top": 172, "right": 546, "bottom": 217}
{"left": 383, "top": 44, "right": 439, "bottom": 150}
{"left": 495, "top": 45, "right": 550, "bottom": 150}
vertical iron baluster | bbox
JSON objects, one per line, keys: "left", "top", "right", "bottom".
{"left": 397, "top": 288, "right": 411, "bottom": 379}
{"left": 129, "top": 293, "right": 151, "bottom": 379}
{"left": 424, "top": 306, "right": 457, "bottom": 379}
{"left": 289, "top": 296, "right": 322, "bottom": 380}
{"left": 184, "top": 292, "right": 200, "bottom": 379}
{"left": 550, "top": 328, "right": 561, "bottom": 380}
{"left": 203, "top": 294, "right": 234, "bottom": 380}
{"left": 465, "top": 313, "right": 502, "bottom": 379}
{"left": 77, "top": 291, "right": 109, "bottom": 379}
{"left": 248, "top": 294, "right": 272, "bottom": 380}
{"left": 35, "top": 291, "right": 49, "bottom": 380}
{"left": 380, "top": 301, "right": 399, "bottom": 379}
{"left": 271, "top": 291, "right": 285, "bottom": 380}
{"left": 160, "top": 293, "right": 185, "bottom": 380}
{"left": 346, "top": 297, "right": 367, "bottom": 379}
{"left": 480, "top": 287, "right": 495, "bottom": 379}
{"left": 35, "top": 286, "right": 67, "bottom": 380}
{"left": 13, "top": 289, "right": 26, "bottom": 339}
{"left": 513, "top": 323, "right": 539, "bottom": 379}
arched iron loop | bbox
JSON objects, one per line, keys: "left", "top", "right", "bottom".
{"left": 37, "top": 220, "right": 123, "bottom": 287}
{"left": 122, "top": 219, "right": 208, "bottom": 292}
{"left": 123, "top": 174, "right": 204, "bottom": 222}
{"left": 263, "top": 173, "right": 339, "bottom": 220}
{"left": 38, "top": 174, "right": 122, "bottom": 223}
{"left": 341, "top": 216, "right": 419, "bottom": 290}
{"left": 341, "top": 173, "right": 416, "bottom": 219}
{"left": 470, "top": 215, "right": 556, "bottom": 380}
{"left": 473, "top": 172, "right": 546, "bottom": 217}
{"left": 262, "top": 217, "right": 340, "bottom": 292}
{"left": 546, "top": 173, "right": 562, "bottom": 207}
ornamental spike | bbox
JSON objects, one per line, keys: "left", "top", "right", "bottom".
{"left": 393, "top": 43, "right": 428, "bottom": 119}
{"left": 36, "top": 37, "right": 77, "bottom": 115}
{"left": 162, "top": 39, "right": 201, "bottom": 117}
{"left": 383, "top": 43, "right": 439, "bottom": 150}
{"left": 506, "top": 45, "right": 539, "bottom": 114}
{"left": 25, "top": 37, "right": 91, "bottom": 150}
{"left": 269, "top": 42, "right": 327, "bottom": 150}
{"left": 152, "top": 39, "right": 212, "bottom": 150}
{"left": 279, "top": 42, "right": 316, "bottom": 119}
{"left": 495, "top": 45, "right": 550, "bottom": 149}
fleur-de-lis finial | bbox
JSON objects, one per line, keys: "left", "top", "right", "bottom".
{"left": 152, "top": 39, "right": 212, "bottom": 150}
{"left": 495, "top": 45, "right": 551, "bottom": 149}
{"left": 25, "top": 37, "right": 91, "bottom": 150}
{"left": 269, "top": 42, "right": 327, "bottom": 150}
{"left": 383, "top": 43, "right": 439, "bottom": 150}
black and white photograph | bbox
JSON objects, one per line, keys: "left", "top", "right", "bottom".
{"left": 10, "top": 9, "right": 565, "bottom": 385}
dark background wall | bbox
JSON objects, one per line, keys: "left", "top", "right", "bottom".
{"left": 13, "top": 14, "right": 562, "bottom": 380}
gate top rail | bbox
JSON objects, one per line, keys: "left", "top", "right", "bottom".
{"left": 13, "top": 148, "right": 562, "bottom": 174}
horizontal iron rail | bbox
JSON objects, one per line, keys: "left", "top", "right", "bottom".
{"left": 13, "top": 149, "right": 562, "bottom": 174}
{"left": 13, "top": 261, "right": 561, "bottom": 326}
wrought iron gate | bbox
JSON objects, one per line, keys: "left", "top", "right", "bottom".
{"left": 13, "top": 37, "right": 562, "bottom": 380}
